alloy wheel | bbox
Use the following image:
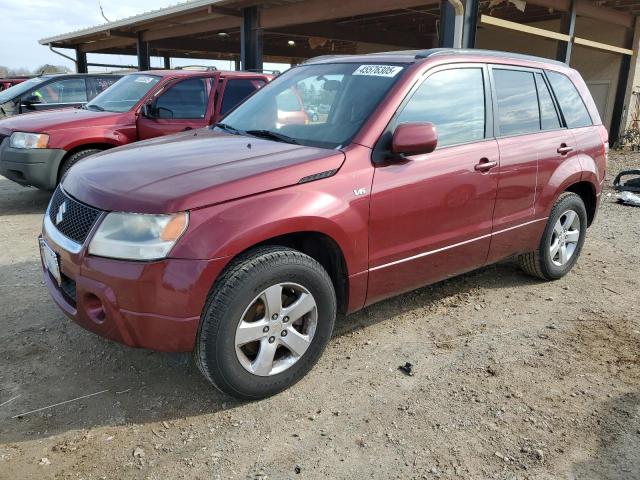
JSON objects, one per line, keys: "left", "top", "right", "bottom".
{"left": 234, "top": 283, "right": 318, "bottom": 376}
{"left": 549, "top": 209, "right": 581, "bottom": 266}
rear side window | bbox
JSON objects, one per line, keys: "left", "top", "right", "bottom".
{"left": 154, "top": 78, "right": 208, "bottom": 119}
{"left": 546, "top": 71, "right": 592, "bottom": 128}
{"left": 396, "top": 68, "right": 485, "bottom": 148}
{"left": 535, "top": 73, "right": 561, "bottom": 130}
{"left": 493, "top": 69, "right": 539, "bottom": 136}
{"left": 90, "top": 77, "right": 119, "bottom": 97}
{"left": 220, "top": 79, "right": 264, "bottom": 116}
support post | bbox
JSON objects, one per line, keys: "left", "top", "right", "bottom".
{"left": 241, "top": 6, "right": 263, "bottom": 71}
{"left": 556, "top": 0, "right": 577, "bottom": 64}
{"left": 163, "top": 56, "right": 171, "bottom": 69}
{"left": 611, "top": 21, "right": 637, "bottom": 144}
{"left": 618, "top": 19, "right": 640, "bottom": 140}
{"left": 439, "top": 1, "right": 463, "bottom": 48}
{"left": 76, "top": 49, "right": 88, "bottom": 73}
{"left": 462, "top": 0, "right": 479, "bottom": 48}
{"left": 137, "top": 32, "right": 150, "bottom": 71}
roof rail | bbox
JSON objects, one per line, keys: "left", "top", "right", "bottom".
{"left": 243, "top": 68, "right": 281, "bottom": 75}
{"left": 414, "top": 48, "right": 567, "bottom": 67}
{"left": 176, "top": 65, "right": 218, "bottom": 71}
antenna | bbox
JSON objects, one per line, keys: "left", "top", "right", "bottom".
{"left": 98, "top": 0, "right": 111, "bottom": 22}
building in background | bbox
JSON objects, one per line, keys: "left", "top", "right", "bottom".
{"left": 39, "top": 0, "right": 640, "bottom": 143}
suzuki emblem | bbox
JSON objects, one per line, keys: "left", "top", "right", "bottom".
{"left": 55, "top": 201, "right": 67, "bottom": 225}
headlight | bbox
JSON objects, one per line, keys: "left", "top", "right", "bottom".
{"left": 9, "top": 132, "right": 49, "bottom": 149}
{"left": 88, "top": 212, "right": 188, "bottom": 260}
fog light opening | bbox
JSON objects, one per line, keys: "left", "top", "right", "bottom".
{"left": 84, "top": 293, "right": 106, "bottom": 324}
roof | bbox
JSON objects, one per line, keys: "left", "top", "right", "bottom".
{"left": 39, "top": 0, "right": 230, "bottom": 46}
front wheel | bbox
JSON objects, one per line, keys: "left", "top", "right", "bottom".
{"left": 195, "top": 246, "right": 336, "bottom": 399}
{"left": 518, "top": 192, "right": 587, "bottom": 280}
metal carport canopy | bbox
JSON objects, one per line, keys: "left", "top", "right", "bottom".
{"left": 38, "top": 0, "right": 634, "bottom": 66}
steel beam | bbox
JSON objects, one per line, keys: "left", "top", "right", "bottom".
{"left": 462, "top": 0, "right": 479, "bottom": 48}
{"left": 556, "top": 0, "right": 576, "bottom": 64}
{"left": 76, "top": 49, "right": 88, "bottom": 73}
{"left": 164, "top": 56, "right": 171, "bottom": 69}
{"left": 610, "top": 23, "right": 636, "bottom": 143}
{"left": 439, "top": 1, "right": 456, "bottom": 48}
{"left": 137, "top": 32, "right": 150, "bottom": 71}
{"left": 241, "top": 6, "right": 263, "bottom": 71}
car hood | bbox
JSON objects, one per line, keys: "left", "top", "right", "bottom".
{"left": 0, "top": 108, "right": 123, "bottom": 133}
{"left": 63, "top": 129, "right": 346, "bottom": 213}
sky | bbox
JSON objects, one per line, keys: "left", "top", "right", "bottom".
{"left": 0, "top": 0, "right": 286, "bottom": 72}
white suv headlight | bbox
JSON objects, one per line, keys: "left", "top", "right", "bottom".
{"left": 88, "top": 212, "right": 188, "bottom": 260}
{"left": 9, "top": 132, "right": 49, "bottom": 149}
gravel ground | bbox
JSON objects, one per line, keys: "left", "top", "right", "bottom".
{"left": 0, "top": 151, "right": 639, "bottom": 480}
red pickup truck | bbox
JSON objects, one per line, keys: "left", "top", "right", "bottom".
{"left": 0, "top": 69, "right": 271, "bottom": 189}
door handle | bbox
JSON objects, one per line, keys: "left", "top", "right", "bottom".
{"left": 557, "top": 144, "right": 573, "bottom": 155}
{"left": 474, "top": 159, "right": 498, "bottom": 172}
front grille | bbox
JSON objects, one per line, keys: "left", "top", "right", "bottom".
{"left": 48, "top": 187, "right": 102, "bottom": 244}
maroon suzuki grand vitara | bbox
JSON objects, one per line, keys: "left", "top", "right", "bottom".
{"left": 39, "top": 49, "right": 607, "bottom": 399}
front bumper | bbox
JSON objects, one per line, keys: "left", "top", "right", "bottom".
{"left": 40, "top": 221, "right": 229, "bottom": 352}
{"left": 0, "top": 137, "right": 66, "bottom": 190}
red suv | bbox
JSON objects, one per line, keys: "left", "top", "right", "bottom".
{"left": 0, "top": 70, "right": 270, "bottom": 189}
{"left": 39, "top": 49, "right": 607, "bottom": 399}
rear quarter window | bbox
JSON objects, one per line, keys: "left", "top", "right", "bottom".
{"left": 546, "top": 71, "right": 592, "bottom": 128}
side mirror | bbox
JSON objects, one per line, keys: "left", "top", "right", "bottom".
{"left": 140, "top": 103, "right": 153, "bottom": 118}
{"left": 391, "top": 122, "right": 438, "bottom": 157}
{"left": 22, "top": 95, "right": 42, "bottom": 106}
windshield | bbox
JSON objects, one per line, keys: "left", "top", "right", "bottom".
{"left": 0, "top": 77, "right": 43, "bottom": 104}
{"left": 85, "top": 74, "right": 160, "bottom": 112}
{"left": 218, "top": 63, "right": 406, "bottom": 149}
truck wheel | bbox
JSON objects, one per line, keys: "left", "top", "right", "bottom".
{"left": 518, "top": 192, "right": 587, "bottom": 281}
{"left": 58, "top": 149, "right": 101, "bottom": 182}
{"left": 195, "top": 246, "right": 336, "bottom": 399}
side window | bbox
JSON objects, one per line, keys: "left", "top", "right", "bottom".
{"left": 493, "top": 69, "right": 540, "bottom": 136}
{"left": 33, "top": 78, "right": 87, "bottom": 104}
{"left": 396, "top": 68, "right": 485, "bottom": 148}
{"left": 90, "top": 77, "right": 119, "bottom": 97}
{"left": 154, "top": 78, "right": 208, "bottom": 119}
{"left": 220, "top": 79, "right": 264, "bottom": 116}
{"left": 535, "top": 73, "right": 561, "bottom": 130}
{"left": 546, "top": 71, "right": 592, "bottom": 128}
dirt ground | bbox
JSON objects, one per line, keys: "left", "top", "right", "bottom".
{"left": 0, "top": 151, "right": 639, "bottom": 480}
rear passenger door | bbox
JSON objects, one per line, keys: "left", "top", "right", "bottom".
{"left": 215, "top": 77, "right": 267, "bottom": 122}
{"left": 137, "top": 75, "right": 216, "bottom": 140}
{"left": 486, "top": 66, "right": 577, "bottom": 263}
{"left": 367, "top": 65, "right": 500, "bottom": 305}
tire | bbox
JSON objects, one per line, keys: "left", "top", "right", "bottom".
{"left": 58, "top": 149, "right": 102, "bottom": 182}
{"left": 518, "top": 192, "right": 587, "bottom": 280}
{"left": 195, "top": 246, "right": 336, "bottom": 399}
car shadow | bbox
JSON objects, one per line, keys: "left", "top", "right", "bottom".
{"left": 0, "top": 259, "right": 540, "bottom": 444}
{"left": 570, "top": 392, "right": 640, "bottom": 479}
{"left": 0, "top": 177, "right": 51, "bottom": 215}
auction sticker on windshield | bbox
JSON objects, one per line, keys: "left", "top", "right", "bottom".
{"left": 135, "top": 76, "right": 156, "bottom": 83}
{"left": 353, "top": 65, "right": 403, "bottom": 77}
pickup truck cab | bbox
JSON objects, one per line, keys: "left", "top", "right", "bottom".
{"left": 40, "top": 49, "right": 607, "bottom": 399}
{"left": 0, "top": 69, "right": 270, "bottom": 189}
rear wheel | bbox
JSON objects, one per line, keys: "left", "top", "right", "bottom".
{"left": 58, "top": 149, "right": 102, "bottom": 182}
{"left": 195, "top": 246, "right": 336, "bottom": 399}
{"left": 518, "top": 192, "right": 587, "bottom": 280}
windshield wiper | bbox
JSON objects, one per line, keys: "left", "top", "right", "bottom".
{"left": 85, "top": 104, "right": 105, "bottom": 111}
{"left": 246, "top": 129, "right": 299, "bottom": 145}
{"left": 213, "top": 122, "right": 243, "bottom": 135}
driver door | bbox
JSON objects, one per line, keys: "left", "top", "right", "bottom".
{"left": 366, "top": 65, "right": 499, "bottom": 306}
{"left": 137, "top": 75, "right": 216, "bottom": 140}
